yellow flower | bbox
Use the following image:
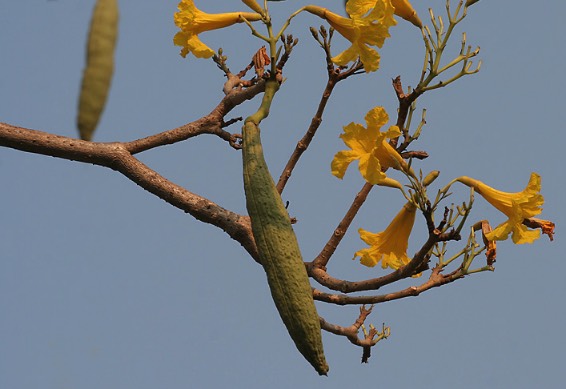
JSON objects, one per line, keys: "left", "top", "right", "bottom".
{"left": 331, "top": 106, "right": 405, "bottom": 185}
{"left": 343, "top": 0, "right": 423, "bottom": 28}
{"left": 457, "top": 173, "right": 545, "bottom": 244}
{"left": 173, "top": 0, "right": 262, "bottom": 59}
{"left": 354, "top": 202, "right": 417, "bottom": 270}
{"left": 305, "top": 0, "right": 397, "bottom": 72}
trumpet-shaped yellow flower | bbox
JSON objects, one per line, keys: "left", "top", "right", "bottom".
{"left": 173, "top": 0, "right": 262, "bottom": 59}
{"left": 354, "top": 202, "right": 417, "bottom": 270}
{"left": 305, "top": 0, "right": 397, "bottom": 72}
{"left": 343, "top": 0, "right": 423, "bottom": 28}
{"left": 457, "top": 173, "right": 545, "bottom": 244}
{"left": 331, "top": 106, "right": 405, "bottom": 185}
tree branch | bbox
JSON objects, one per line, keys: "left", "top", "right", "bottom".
{"left": 0, "top": 121, "right": 259, "bottom": 261}
{"left": 124, "top": 80, "right": 267, "bottom": 154}
{"left": 311, "top": 182, "right": 373, "bottom": 269}
{"left": 313, "top": 265, "right": 465, "bottom": 305}
{"left": 0, "top": 80, "right": 270, "bottom": 262}
{"left": 309, "top": 200, "right": 463, "bottom": 294}
{"left": 276, "top": 26, "right": 364, "bottom": 194}
{"left": 320, "top": 305, "right": 389, "bottom": 362}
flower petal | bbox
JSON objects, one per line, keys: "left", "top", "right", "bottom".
{"left": 365, "top": 106, "right": 390, "bottom": 130}
{"left": 331, "top": 150, "right": 360, "bottom": 179}
{"left": 340, "top": 122, "right": 374, "bottom": 154}
{"left": 358, "top": 153, "right": 386, "bottom": 184}
{"left": 332, "top": 45, "right": 363, "bottom": 67}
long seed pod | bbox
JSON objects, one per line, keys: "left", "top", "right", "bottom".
{"left": 242, "top": 119, "right": 329, "bottom": 375}
{"left": 77, "top": 0, "right": 119, "bottom": 141}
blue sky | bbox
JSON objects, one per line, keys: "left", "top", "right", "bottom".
{"left": 1, "top": 1, "right": 565, "bottom": 388}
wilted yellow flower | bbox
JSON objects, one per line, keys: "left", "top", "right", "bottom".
{"left": 305, "top": 0, "right": 397, "bottom": 72}
{"left": 457, "top": 173, "right": 545, "bottom": 244}
{"left": 331, "top": 106, "right": 405, "bottom": 185}
{"left": 476, "top": 220, "right": 497, "bottom": 265}
{"left": 354, "top": 202, "right": 417, "bottom": 270}
{"left": 173, "top": 0, "right": 262, "bottom": 58}
{"left": 524, "top": 218, "right": 555, "bottom": 241}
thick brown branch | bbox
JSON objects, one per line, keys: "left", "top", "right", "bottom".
{"left": 113, "top": 152, "right": 258, "bottom": 260}
{"left": 0, "top": 81, "right": 263, "bottom": 161}
{"left": 0, "top": 122, "right": 259, "bottom": 261}
{"left": 0, "top": 80, "right": 268, "bottom": 261}
{"left": 0, "top": 124, "right": 124, "bottom": 165}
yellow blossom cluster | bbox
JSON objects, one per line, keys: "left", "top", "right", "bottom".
{"left": 171, "top": 0, "right": 554, "bottom": 273}
{"left": 174, "top": 0, "right": 421, "bottom": 71}
{"left": 332, "top": 106, "right": 552, "bottom": 271}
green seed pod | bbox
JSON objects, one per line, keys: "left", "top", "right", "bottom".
{"left": 242, "top": 120, "right": 329, "bottom": 375}
{"left": 77, "top": 0, "right": 119, "bottom": 141}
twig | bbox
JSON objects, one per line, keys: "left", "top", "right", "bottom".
{"left": 276, "top": 34, "right": 299, "bottom": 71}
{"left": 391, "top": 76, "right": 422, "bottom": 149}
{"left": 319, "top": 305, "right": 389, "bottom": 362}
{"left": 313, "top": 265, "right": 464, "bottom": 305}
{"left": 311, "top": 183, "right": 373, "bottom": 269}
{"left": 276, "top": 26, "right": 363, "bottom": 194}
{"left": 124, "top": 80, "right": 267, "bottom": 154}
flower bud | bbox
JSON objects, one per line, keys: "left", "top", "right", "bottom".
{"left": 423, "top": 170, "right": 440, "bottom": 186}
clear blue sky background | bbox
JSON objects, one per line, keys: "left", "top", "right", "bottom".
{"left": 1, "top": 1, "right": 565, "bottom": 388}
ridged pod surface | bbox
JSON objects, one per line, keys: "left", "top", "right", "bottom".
{"left": 77, "top": 0, "right": 119, "bottom": 141}
{"left": 242, "top": 120, "right": 329, "bottom": 375}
